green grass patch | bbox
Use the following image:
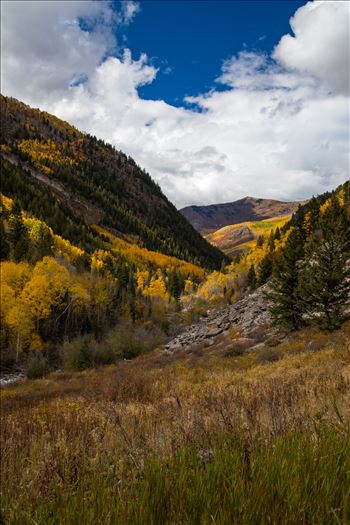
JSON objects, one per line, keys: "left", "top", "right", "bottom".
{"left": 2, "top": 426, "right": 349, "bottom": 525}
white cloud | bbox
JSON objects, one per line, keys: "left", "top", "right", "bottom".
{"left": 1, "top": 0, "right": 349, "bottom": 208}
{"left": 0, "top": 1, "right": 139, "bottom": 101}
{"left": 273, "top": 1, "right": 350, "bottom": 95}
{"left": 121, "top": 1, "right": 140, "bottom": 24}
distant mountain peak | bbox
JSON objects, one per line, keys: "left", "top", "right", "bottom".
{"left": 180, "top": 196, "right": 307, "bottom": 233}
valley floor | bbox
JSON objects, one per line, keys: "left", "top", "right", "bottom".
{"left": 1, "top": 323, "right": 349, "bottom": 524}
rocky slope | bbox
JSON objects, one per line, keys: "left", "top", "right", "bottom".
{"left": 164, "top": 285, "right": 279, "bottom": 354}
{"left": 181, "top": 196, "right": 307, "bottom": 233}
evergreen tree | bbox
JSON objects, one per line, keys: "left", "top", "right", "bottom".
{"left": 247, "top": 264, "right": 257, "bottom": 290}
{"left": 168, "top": 269, "right": 182, "bottom": 301}
{"left": 127, "top": 272, "right": 137, "bottom": 321}
{"left": 299, "top": 200, "right": 350, "bottom": 331}
{"left": 0, "top": 220, "right": 10, "bottom": 260}
{"left": 256, "top": 235, "right": 264, "bottom": 248}
{"left": 220, "top": 260, "right": 227, "bottom": 274}
{"left": 32, "top": 222, "right": 53, "bottom": 261}
{"left": 268, "top": 229, "right": 305, "bottom": 329}
{"left": 257, "top": 253, "right": 273, "bottom": 286}
{"left": 268, "top": 230, "right": 275, "bottom": 252}
{"left": 9, "top": 201, "right": 29, "bottom": 262}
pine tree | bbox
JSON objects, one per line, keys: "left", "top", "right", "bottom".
{"left": 257, "top": 253, "right": 273, "bottom": 286}
{"left": 268, "top": 229, "right": 305, "bottom": 329}
{"left": 0, "top": 220, "right": 10, "bottom": 260}
{"left": 220, "top": 260, "right": 227, "bottom": 274}
{"left": 168, "top": 269, "right": 182, "bottom": 301}
{"left": 32, "top": 222, "right": 53, "bottom": 261}
{"left": 9, "top": 201, "right": 29, "bottom": 262}
{"left": 247, "top": 264, "right": 257, "bottom": 290}
{"left": 268, "top": 230, "right": 275, "bottom": 252}
{"left": 299, "top": 199, "right": 350, "bottom": 331}
{"left": 256, "top": 235, "right": 264, "bottom": 248}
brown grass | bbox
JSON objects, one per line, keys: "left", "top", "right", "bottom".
{"left": 1, "top": 322, "right": 349, "bottom": 523}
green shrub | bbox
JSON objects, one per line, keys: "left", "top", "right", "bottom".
{"left": 25, "top": 353, "right": 50, "bottom": 379}
{"left": 60, "top": 321, "right": 166, "bottom": 370}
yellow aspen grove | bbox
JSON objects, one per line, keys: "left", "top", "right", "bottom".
{"left": 21, "top": 257, "right": 71, "bottom": 321}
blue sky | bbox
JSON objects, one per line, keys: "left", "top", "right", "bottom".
{"left": 121, "top": 1, "right": 306, "bottom": 105}
{"left": 2, "top": 1, "right": 349, "bottom": 207}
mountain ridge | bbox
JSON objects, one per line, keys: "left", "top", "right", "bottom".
{"left": 180, "top": 196, "right": 308, "bottom": 233}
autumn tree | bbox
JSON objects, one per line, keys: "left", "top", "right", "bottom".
{"left": 31, "top": 221, "right": 53, "bottom": 261}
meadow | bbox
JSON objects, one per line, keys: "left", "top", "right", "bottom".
{"left": 1, "top": 322, "right": 349, "bottom": 524}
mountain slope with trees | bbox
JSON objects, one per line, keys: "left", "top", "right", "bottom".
{"left": 205, "top": 215, "right": 291, "bottom": 258}
{"left": 183, "top": 180, "right": 350, "bottom": 334}
{"left": 0, "top": 95, "right": 227, "bottom": 269}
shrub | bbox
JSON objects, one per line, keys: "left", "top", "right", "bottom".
{"left": 24, "top": 353, "right": 50, "bottom": 379}
{"left": 256, "top": 348, "right": 281, "bottom": 364}
{"left": 113, "top": 321, "right": 165, "bottom": 359}
{"left": 60, "top": 336, "right": 96, "bottom": 371}
{"left": 60, "top": 321, "right": 166, "bottom": 370}
{"left": 224, "top": 342, "right": 246, "bottom": 357}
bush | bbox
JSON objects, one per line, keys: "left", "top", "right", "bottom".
{"left": 224, "top": 343, "right": 246, "bottom": 357}
{"left": 25, "top": 353, "right": 50, "bottom": 379}
{"left": 113, "top": 321, "right": 165, "bottom": 359}
{"left": 60, "top": 321, "right": 166, "bottom": 370}
{"left": 60, "top": 336, "right": 108, "bottom": 371}
{"left": 256, "top": 348, "right": 281, "bottom": 364}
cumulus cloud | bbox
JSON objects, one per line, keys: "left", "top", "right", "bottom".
{"left": 1, "top": 0, "right": 349, "bottom": 208}
{"left": 273, "top": 1, "right": 350, "bottom": 95}
{"left": 0, "top": 0, "right": 138, "bottom": 101}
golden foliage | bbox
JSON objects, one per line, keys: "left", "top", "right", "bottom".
{"left": 18, "top": 139, "right": 76, "bottom": 174}
{"left": 21, "top": 257, "right": 70, "bottom": 320}
{"left": 0, "top": 257, "right": 93, "bottom": 354}
{"left": 143, "top": 276, "right": 168, "bottom": 299}
{"left": 95, "top": 225, "right": 206, "bottom": 281}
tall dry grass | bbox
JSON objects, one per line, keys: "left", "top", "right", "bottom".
{"left": 1, "top": 322, "right": 349, "bottom": 524}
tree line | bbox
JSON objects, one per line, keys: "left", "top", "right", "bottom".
{"left": 246, "top": 183, "right": 350, "bottom": 331}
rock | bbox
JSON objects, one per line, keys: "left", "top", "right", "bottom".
{"left": 249, "top": 343, "right": 266, "bottom": 351}
{"left": 205, "top": 327, "right": 224, "bottom": 338}
{"left": 163, "top": 284, "right": 277, "bottom": 354}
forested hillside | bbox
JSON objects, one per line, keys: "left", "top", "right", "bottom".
{"left": 0, "top": 95, "right": 226, "bottom": 269}
{"left": 0, "top": 191, "right": 208, "bottom": 372}
{"left": 205, "top": 215, "right": 291, "bottom": 258}
{"left": 186, "top": 180, "right": 350, "bottom": 332}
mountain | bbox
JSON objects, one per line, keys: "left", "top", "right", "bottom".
{"left": 205, "top": 215, "right": 291, "bottom": 258}
{"left": 0, "top": 95, "right": 227, "bottom": 269}
{"left": 180, "top": 196, "right": 307, "bottom": 233}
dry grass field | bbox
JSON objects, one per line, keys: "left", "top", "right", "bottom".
{"left": 1, "top": 322, "right": 350, "bottom": 524}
